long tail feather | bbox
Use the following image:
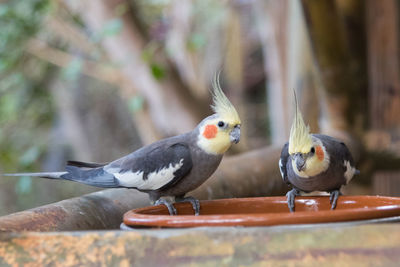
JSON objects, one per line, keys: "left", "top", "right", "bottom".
{"left": 4, "top": 167, "right": 118, "bottom": 188}
{"left": 3, "top": 172, "right": 67, "bottom": 179}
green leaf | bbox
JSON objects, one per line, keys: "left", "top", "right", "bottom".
{"left": 150, "top": 63, "right": 165, "bottom": 80}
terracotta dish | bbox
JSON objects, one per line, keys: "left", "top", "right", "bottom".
{"left": 123, "top": 196, "right": 400, "bottom": 228}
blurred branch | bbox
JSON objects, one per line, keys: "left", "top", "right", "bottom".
{"left": 45, "top": 16, "right": 100, "bottom": 58}
{"left": 26, "top": 38, "right": 160, "bottom": 144}
{"left": 165, "top": 0, "right": 209, "bottom": 100}
{"left": 25, "top": 38, "right": 124, "bottom": 86}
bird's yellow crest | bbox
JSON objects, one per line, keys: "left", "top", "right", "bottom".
{"left": 288, "top": 92, "right": 313, "bottom": 155}
{"left": 211, "top": 72, "right": 241, "bottom": 125}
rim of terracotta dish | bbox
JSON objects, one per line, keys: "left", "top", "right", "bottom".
{"left": 123, "top": 195, "right": 400, "bottom": 228}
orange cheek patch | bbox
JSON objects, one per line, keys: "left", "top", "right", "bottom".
{"left": 316, "top": 145, "right": 324, "bottom": 161}
{"left": 203, "top": 124, "right": 218, "bottom": 139}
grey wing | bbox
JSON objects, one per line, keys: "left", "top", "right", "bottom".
{"left": 104, "top": 143, "right": 193, "bottom": 191}
{"left": 338, "top": 142, "right": 355, "bottom": 165}
{"left": 336, "top": 141, "right": 359, "bottom": 183}
{"left": 313, "top": 134, "right": 356, "bottom": 166}
{"left": 279, "top": 142, "right": 291, "bottom": 185}
{"left": 313, "top": 134, "right": 359, "bottom": 183}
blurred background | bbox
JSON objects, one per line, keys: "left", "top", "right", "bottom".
{"left": 1, "top": 0, "right": 400, "bottom": 216}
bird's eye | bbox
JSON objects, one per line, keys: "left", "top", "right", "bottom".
{"left": 218, "top": 121, "right": 225, "bottom": 128}
{"left": 310, "top": 147, "right": 315, "bottom": 154}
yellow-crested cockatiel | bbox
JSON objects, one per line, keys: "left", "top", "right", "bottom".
{"left": 279, "top": 94, "right": 359, "bottom": 212}
{"left": 5, "top": 74, "right": 241, "bottom": 216}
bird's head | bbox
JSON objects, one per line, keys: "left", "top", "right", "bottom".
{"left": 196, "top": 73, "right": 241, "bottom": 155}
{"left": 288, "top": 94, "right": 330, "bottom": 178}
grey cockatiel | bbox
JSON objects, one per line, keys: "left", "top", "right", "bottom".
{"left": 279, "top": 95, "right": 359, "bottom": 212}
{"left": 4, "top": 75, "right": 241, "bottom": 216}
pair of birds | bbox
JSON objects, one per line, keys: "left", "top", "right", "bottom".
{"left": 5, "top": 77, "right": 358, "bottom": 215}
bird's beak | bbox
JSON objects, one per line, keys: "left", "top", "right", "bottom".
{"left": 230, "top": 125, "right": 241, "bottom": 144}
{"left": 294, "top": 153, "right": 306, "bottom": 172}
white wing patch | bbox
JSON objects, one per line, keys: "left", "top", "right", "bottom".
{"left": 107, "top": 159, "right": 185, "bottom": 190}
{"left": 279, "top": 159, "right": 284, "bottom": 178}
{"left": 112, "top": 170, "right": 144, "bottom": 188}
{"left": 343, "top": 160, "right": 356, "bottom": 184}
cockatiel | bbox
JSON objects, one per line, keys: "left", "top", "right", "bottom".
{"left": 4, "top": 74, "right": 241, "bottom": 216}
{"left": 279, "top": 94, "right": 359, "bottom": 212}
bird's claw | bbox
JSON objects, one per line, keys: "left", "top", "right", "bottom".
{"left": 176, "top": 196, "right": 200, "bottom": 215}
{"left": 286, "top": 188, "right": 300, "bottom": 212}
{"left": 329, "top": 190, "right": 341, "bottom": 210}
{"left": 154, "top": 198, "right": 177, "bottom": 215}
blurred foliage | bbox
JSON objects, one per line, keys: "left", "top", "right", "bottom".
{"left": 129, "top": 0, "right": 170, "bottom": 36}
{"left": 0, "top": 1, "right": 49, "bottom": 71}
{"left": 141, "top": 43, "right": 166, "bottom": 81}
{"left": 62, "top": 58, "right": 83, "bottom": 81}
{"left": 92, "top": 18, "right": 123, "bottom": 43}
{"left": 0, "top": 1, "right": 52, "bottom": 176}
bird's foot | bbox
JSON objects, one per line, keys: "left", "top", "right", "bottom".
{"left": 176, "top": 196, "right": 200, "bottom": 216}
{"left": 154, "top": 198, "right": 177, "bottom": 215}
{"left": 286, "top": 188, "right": 300, "bottom": 212}
{"left": 329, "top": 190, "right": 342, "bottom": 210}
